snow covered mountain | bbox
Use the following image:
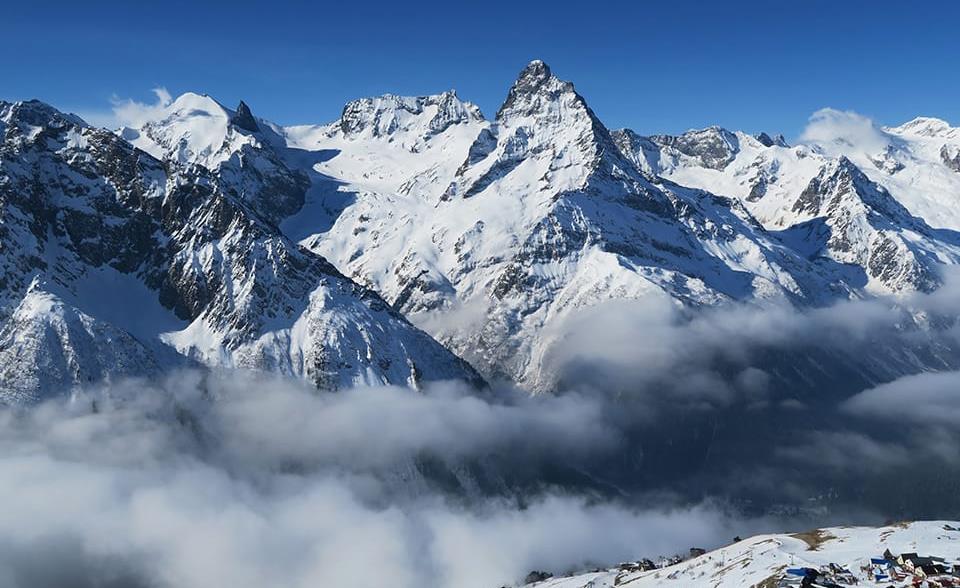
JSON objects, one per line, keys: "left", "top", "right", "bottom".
{"left": 119, "top": 92, "right": 310, "bottom": 225}
{"left": 31, "top": 59, "right": 958, "bottom": 395}
{"left": 518, "top": 521, "right": 960, "bottom": 588}
{"left": 614, "top": 121, "right": 960, "bottom": 293}
{"left": 0, "top": 99, "right": 481, "bottom": 402}
{"left": 244, "top": 61, "right": 883, "bottom": 389}
{"left": 119, "top": 60, "right": 960, "bottom": 391}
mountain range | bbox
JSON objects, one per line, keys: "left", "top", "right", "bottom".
{"left": 3, "top": 60, "right": 960, "bottom": 400}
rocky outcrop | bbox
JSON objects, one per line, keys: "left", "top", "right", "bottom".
{"left": 788, "top": 157, "right": 949, "bottom": 292}
{"left": 339, "top": 91, "right": 484, "bottom": 143}
{"left": 230, "top": 100, "right": 260, "bottom": 132}
{"left": 942, "top": 143, "right": 960, "bottom": 172}
{"left": 650, "top": 126, "right": 741, "bottom": 170}
{"left": 755, "top": 132, "right": 788, "bottom": 148}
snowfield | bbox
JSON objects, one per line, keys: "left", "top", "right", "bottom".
{"left": 525, "top": 521, "right": 960, "bottom": 588}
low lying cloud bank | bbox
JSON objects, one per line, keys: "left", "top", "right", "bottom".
{"left": 0, "top": 374, "right": 771, "bottom": 588}
{"left": 529, "top": 270, "right": 960, "bottom": 518}
{"left": 7, "top": 275, "right": 960, "bottom": 586}
{"left": 844, "top": 371, "right": 960, "bottom": 427}
{"left": 546, "top": 270, "right": 960, "bottom": 409}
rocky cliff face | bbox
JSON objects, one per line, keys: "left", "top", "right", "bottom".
{"left": 650, "top": 126, "right": 741, "bottom": 170}
{"left": 0, "top": 99, "right": 482, "bottom": 402}
{"left": 339, "top": 90, "right": 484, "bottom": 143}
{"left": 943, "top": 143, "right": 960, "bottom": 172}
{"left": 786, "top": 156, "right": 953, "bottom": 292}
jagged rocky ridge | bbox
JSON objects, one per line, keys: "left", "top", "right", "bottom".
{"left": 0, "top": 99, "right": 482, "bottom": 402}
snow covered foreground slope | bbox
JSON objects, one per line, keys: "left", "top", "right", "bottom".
{"left": 0, "top": 99, "right": 481, "bottom": 402}
{"left": 522, "top": 521, "right": 960, "bottom": 588}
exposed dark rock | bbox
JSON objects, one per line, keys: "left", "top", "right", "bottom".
{"left": 339, "top": 91, "right": 482, "bottom": 140}
{"left": 523, "top": 570, "right": 553, "bottom": 584}
{"left": 747, "top": 175, "right": 768, "bottom": 202}
{"left": 755, "top": 132, "right": 789, "bottom": 148}
{"left": 496, "top": 60, "right": 560, "bottom": 118}
{"left": 941, "top": 143, "right": 960, "bottom": 172}
{"left": 230, "top": 100, "right": 260, "bottom": 133}
{"left": 652, "top": 127, "right": 740, "bottom": 170}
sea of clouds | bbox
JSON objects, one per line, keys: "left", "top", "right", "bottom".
{"left": 5, "top": 273, "right": 960, "bottom": 587}
{"left": 0, "top": 371, "right": 778, "bottom": 588}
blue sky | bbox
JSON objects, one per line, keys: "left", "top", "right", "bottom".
{"left": 2, "top": 0, "right": 957, "bottom": 139}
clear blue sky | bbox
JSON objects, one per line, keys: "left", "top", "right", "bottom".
{"left": 2, "top": 0, "right": 957, "bottom": 139}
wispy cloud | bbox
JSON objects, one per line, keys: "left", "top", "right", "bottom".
{"left": 843, "top": 371, "right": 960, "bottom": 428}
{"left": 799, "top": 107, "right": 892, "bottom": 155}
{"left": 110, "top": 86, "right": 172, "bottom": 128}
{"left": 74, "top": 87, "right": 172, "bottom": 130}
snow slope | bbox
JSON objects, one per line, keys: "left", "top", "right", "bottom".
{"left": 616, "top": 117, "right": 960, "bottom": 233}
{"left": 119, "top": 92, "right": 310, "bottom": 224}
{"left": 525, "top": 521, "right": 960, "bottom": 588}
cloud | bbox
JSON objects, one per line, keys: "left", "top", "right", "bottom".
{"left": 75, "top": 87, "right": 172, "bottom": 130}
{"left": 527, "top": 272, "right": 960, "bottom": 514}
{"left": 772, "top": 367, "right": 960, "bottom": 485}
{"left": 4, "top": 274, "right": 960, "bottom": 586}
{"left": 799, "top": 107, "right": 892, "bottom": 156}
{"left": 410, "top": 298, "right": 489, "bottom": 342}
{"left": 425, "top": 498, "right": 755, "bottom": 587}
{"left": 843, "top": 371, "right": 960, "bottom": 428}
{"left": 541, "top": 294, "right": 900, "bottom": 408}
{"left": 777, "top": 430, "right": 913, "bottom": 473}
{"left": 199, "top": 372, "right": 622, "bottom": 471}
{"left": 541, "top": 267, "right": 960, "bottom": 411}
{"left": 0, "top": 373, "right": 772, "bottom": 588}
{"left": 110, "top": 87, "right": 173, "bottom": 128}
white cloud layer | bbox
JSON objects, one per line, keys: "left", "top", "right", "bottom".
{"left": 542, "top": 269, "right": 960, "bottom": 409}
{"left": 4, "top": 258, "right": 960, "bottom": 587}
{"left": 75, "top": 87, "right": 172, "bottom": 130}
{"left": 0, "top": 373, "right": 767, "bottom": 588}
{"left": 843, "top": 371, "right": 960, "bottom": 428}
